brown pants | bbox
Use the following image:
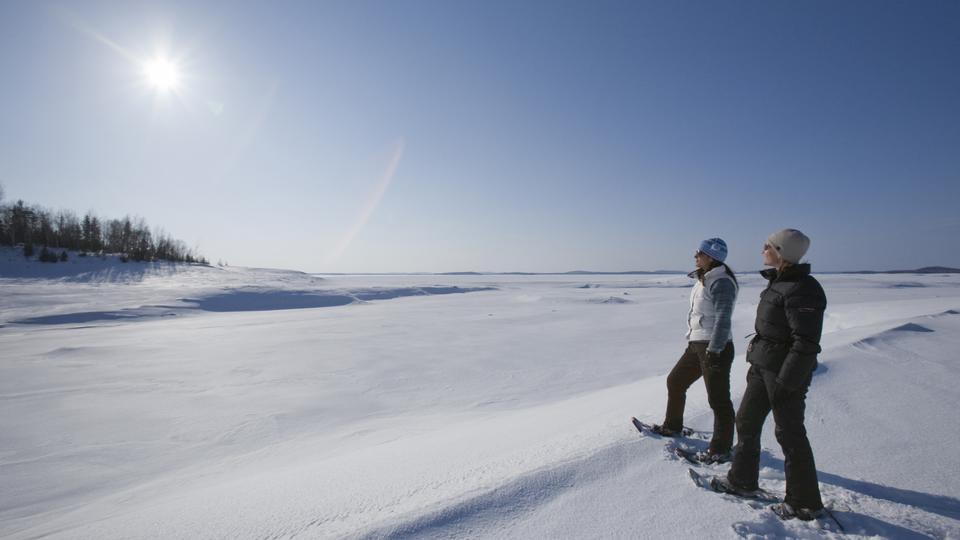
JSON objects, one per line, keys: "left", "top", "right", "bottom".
{"left": 663, "top": 341, "right": 735, "bottom": 454}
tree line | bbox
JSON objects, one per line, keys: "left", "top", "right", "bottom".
{"left": 0, "top": 186, "right": 207, "bottom": 264}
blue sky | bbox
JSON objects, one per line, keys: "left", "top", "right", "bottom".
{"left": 1, "top": 1, "right": 958, "bottom": 272}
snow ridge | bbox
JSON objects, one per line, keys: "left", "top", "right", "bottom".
{"left": 354, "top": 441, "right": 632, "bottom": 539}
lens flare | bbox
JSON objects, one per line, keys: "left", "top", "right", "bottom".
{"left": 325, "top": 140, "right": 405, "bottom": 265}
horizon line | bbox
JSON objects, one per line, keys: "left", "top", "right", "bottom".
{"left": 305, "top": 266, "right": 960, "bottom": 276}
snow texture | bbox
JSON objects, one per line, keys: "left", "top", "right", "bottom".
{"left": 2, "top": 251, "right": 959, "bottom": 539}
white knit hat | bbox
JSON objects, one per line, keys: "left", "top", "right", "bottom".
{"left": 767, "top": 229, "right": 810, "bottom": 264}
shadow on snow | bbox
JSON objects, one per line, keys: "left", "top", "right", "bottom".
{"left": 9, "top": 287, "right": 497, "bottom": 325}
{"left": 742, "top": 451, "right": 960, "bottom": 538}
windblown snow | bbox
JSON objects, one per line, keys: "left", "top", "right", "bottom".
{"left": 2, "top": 252, "right": 959, "bottom": 539}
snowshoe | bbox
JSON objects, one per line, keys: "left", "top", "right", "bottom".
{"left": 675, "top": 446, "right": 731, "bottom": 465}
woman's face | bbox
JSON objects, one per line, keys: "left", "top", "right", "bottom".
{"left": 762, "top": 243, "right": 781, "bottom": 267}
{"left": 694, "top": 250, "right": 714, "bottom": 270}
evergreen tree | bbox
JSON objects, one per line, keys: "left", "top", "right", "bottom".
{"left": 39, "top": 246, "right": 60, "bottom": 263}
{"left": 0, "top": 191, "right": 203, "bottom": 264}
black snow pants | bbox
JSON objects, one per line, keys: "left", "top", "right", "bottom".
{"left": 727, "top": 365, "right": 823, "bottom": 510}
{"left": 663, "top": 341, "right": 735, "bottom": 454}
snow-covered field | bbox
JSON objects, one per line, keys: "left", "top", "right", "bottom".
{"left": 2, "top": 252, "right": 959, "bottom": 539}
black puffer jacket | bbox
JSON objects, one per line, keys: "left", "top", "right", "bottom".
{"left": 746, "top": 264, "right": 827, "bottom": 390}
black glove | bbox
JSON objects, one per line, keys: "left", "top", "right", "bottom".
{"left": 706, "top": 351, "right": 724, "bottom": 373}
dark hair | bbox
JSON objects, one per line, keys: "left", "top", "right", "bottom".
{"left": 697, "top": 260, "right": 738, "bottom": 286}
{"left": 721, "top": 262, "right": 738, "bottom": 286}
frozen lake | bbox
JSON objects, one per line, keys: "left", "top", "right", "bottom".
{"left": 2, "top": 261, "right": 959, "bottom": 538}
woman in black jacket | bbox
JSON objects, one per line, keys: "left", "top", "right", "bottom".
{"left": 714, "top": 229, "right": 827, "bottom": 521}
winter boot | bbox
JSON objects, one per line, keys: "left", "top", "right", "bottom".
{"left": 710, "top": 476, "right": 763, "bottom": 499}
{"left": 651, "top": 424, "right": 695, "bottom": 437}
{"left": 770, "top": 502, "right": 825, "bottom": 521}
{"left": 650, "top": 424, "right": 680, "bottom": 437}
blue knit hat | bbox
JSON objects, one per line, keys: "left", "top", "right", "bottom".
{"left": 698, "top": 238, "right": 728, "bottom": 263}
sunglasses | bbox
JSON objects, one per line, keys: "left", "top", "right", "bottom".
{"left": 763, "top": 243, "right": 779, "bottom": 252}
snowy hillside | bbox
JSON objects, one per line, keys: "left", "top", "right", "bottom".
{"left": 1, "top": 257, "right": 959, "bottom": 539}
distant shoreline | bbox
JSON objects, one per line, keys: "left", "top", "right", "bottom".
{"left": 311, "top": 267, "right": 960, "bottom": 276}
{"left": 3, "top": 247, "right": 957, "bottom": 277}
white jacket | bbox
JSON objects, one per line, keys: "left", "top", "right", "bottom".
{"left": 686, "top": 265, "right": 738, "bottom": 345}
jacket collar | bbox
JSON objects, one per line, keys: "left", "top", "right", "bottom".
{"left": 690, "top": 265, "right": 731, "bottom": 284}
{"left": 760, "top": 263, "right": 811, "bottom": 282}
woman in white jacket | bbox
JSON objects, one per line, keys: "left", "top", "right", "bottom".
{"left": 651, "top": 238, "right": 739, "bottom": 463}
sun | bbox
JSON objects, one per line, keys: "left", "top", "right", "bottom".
{"left": 142, "top": 57, "right": 181, "bottom": 92}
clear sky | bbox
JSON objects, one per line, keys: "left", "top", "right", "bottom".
{"left": 1, "top": 1, "right": 958, "bottom": 273}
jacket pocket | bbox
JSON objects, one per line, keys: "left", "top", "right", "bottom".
{"left": 746, "top": 337, "right": 788, "bottom": 368}
{"left": 700, "top": 315, "right": 716, "bottom": 331}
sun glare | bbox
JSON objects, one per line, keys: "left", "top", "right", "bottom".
{"left": 143, "top": 58, "right": 181, "bottom": 92}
